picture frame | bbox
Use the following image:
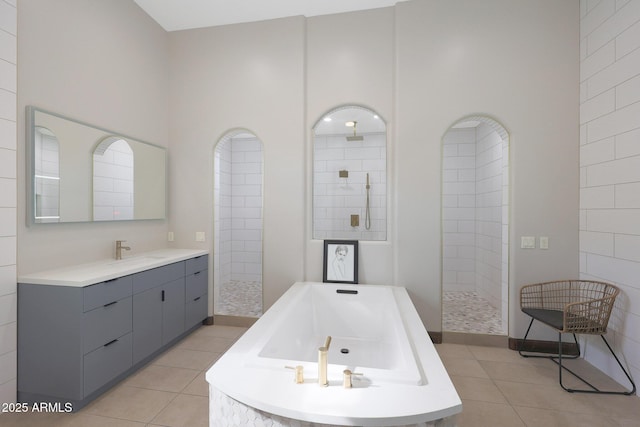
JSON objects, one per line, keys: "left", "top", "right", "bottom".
{"left": 323, "top": 240, "right": 358, "bottom": 284}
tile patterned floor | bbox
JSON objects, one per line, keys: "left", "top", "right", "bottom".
{"left": 443, "top": 291, "right": 505, "bottom": 335}
{"left": 3, "top": 325, "right": 640, "bottom": 427}
{"left": 217, "top": 280, "right": 262, "bottom": 317}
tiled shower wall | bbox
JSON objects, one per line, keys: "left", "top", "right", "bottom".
{"left": 0, "top": 0, "right": 16, "bottom": 405}
{"left": 442, "top": 123, "right": 507, "bottom": 321}
{"left": 214, "top": 135, "right": 263, "bottom": 301}
{"left": 579, "top": 0, "right": 640, "bottom": 387}
{"left": 313, "top": 133, "right": 386, "bottom": 241}
{"left": 33, "top": 131, "right": 59, "bottom": 221}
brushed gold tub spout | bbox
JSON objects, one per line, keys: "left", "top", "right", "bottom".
{"left": 318, "top": 336, "right": 332, "bottom": 387}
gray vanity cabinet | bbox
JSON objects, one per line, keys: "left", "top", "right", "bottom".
{"left": 185, "top": 255, "right": 208, "bottom": 329}
{"left": 18, "top": 253, "right": 209, "bottom": 410}
{"left": 132, "top": 262, "right": 185, "bottom": 365}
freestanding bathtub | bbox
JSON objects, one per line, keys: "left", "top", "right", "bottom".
{"left": 206, "top": 282, "right": 462, "bottom": 427}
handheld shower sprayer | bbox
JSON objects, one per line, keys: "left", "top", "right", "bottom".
{"left": 365, "top": 173, "right": 371, "bottom": 230}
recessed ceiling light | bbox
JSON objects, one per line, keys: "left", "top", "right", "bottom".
{"left": 345, "top": 121, "right": 355, "bottom": 127}
{"left": 323, "top": 117, "right": 332, "bottom": 122}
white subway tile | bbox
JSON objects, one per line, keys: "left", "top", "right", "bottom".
{"left": 587, "top": 47, "right": 640, "bottom": 100}
{"left": 0, "top": 119, "right": 15, "bottom": 151}
{"left": 580, "top": 185, "right": 614, "bottom": 208}
{"left": 0, "top": 377, "right": 15, "bottom": 405}
{"left": 580, "top": 89, "right": 615, "bottom": 123}
{"left": 581, "top": 0, "right": 615, "bottom": 40}
{"left": 615, "top": 234, "right": 640, "bottom": 262}
{"left": 442, "top": 144, "right": 458, "bottom": 157}
{"left": 615, "top": 182, "right": 640, "bottom": 207}
{"left": 0, "top": 237, "right": 15, "bottom": 266}
{"left": 0, "top": 322, "right": 15, "bottom": 355}
{"left": 616, "top": 73, "right": 640, "bottom": 108}
{"left": 617, "top": 17, "right": 640, "bottom": 59}
{"left": 585, "top": 253, "right": 640, "bottom": 287}
{"left": 0, "top": 265, "right": 15, "bottom": 297}
{"left": 0, "top": 60, "right": 15, "bottom": 94}
{"left": 580, "top": 230, "right": 615, "bottom": 256}
{"left": 587, "top": 0, "right": 640, "bottom": 55}
{"left": 0, "top": 208, "right": 15, "bottom": 237}
{"left": 581, "top": 138, "right": 615, "bottom": 166}
{"left": 0, "top": 148, "right": 14, "bottom": 180}
{"left": 0, "top": 90, "right": 15, "bottom": 122}
{"left": 0, "top": 293, "right": 15, "bottom": 326}
{"left": 0, "top": 2, "right": 16, "bottom": 36}
{"left": 616, "top": 128, "right": 640, "bottom": 158}
{"left": 581, "top": 41, "right": 615, "bottom": 83}
{"left": 586, "top": 209, "right": 640, "bottom": 234}
{"left": 586, "top": 155, "right": 640, "bottom": 186}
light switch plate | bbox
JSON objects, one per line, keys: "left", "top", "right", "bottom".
{"left": 521, "top": 236, "right": 536, "bottom": 249}
{"left": 195, "top": 231, "right": 205, "bottom": 242}
{"left": 167, "top": 231, "right": 174, "bottom": 242}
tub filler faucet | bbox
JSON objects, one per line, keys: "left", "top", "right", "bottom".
{"left": 318, "top": 336, "right": 332, "bottom": 386}
{"left": 115, "top": 240, "right": 131, "bottom": 260}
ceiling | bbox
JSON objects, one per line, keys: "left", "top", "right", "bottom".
{"left": 134, "top": 0, "right": 405, "bottom": 32}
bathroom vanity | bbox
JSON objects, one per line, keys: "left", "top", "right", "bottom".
{"left": 17, "top": 249, "right": 208, "bottom": 410}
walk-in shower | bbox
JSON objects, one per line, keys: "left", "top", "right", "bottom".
{"left": 213, "top": 131, "right": 263, "bottom": 318}
{"left": 441, "top": 116, "right": 509, "bottom": 335}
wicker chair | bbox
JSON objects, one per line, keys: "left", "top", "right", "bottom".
{"left": 519, "top": 280, "right": 636, "bottom": 395}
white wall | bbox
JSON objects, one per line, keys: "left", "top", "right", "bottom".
{"left": 0, "top": 0, "right": 16, "bottom": 405}
{"left": 579, "top": 0, "right": 640, "bottom": 391}
{"left": 17, "top": 0, "right": 170, "bottom": 273}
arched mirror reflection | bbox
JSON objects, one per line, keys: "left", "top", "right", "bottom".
{"left": 93, "top": 137, "right": 134, "bottom": 221}
{"left": 33, "top": 126, "right": 60, "bottom": 223}
{"left": 313, "top": 106, "right": 387, "bottom": 241}
{"left": 213, "top": 130, "right": 264, "bottom": 318}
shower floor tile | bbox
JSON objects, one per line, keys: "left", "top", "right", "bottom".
{"left": 217, "top": 279, "right": 262, "bottom": 317}
{"left": 443, "top": 291, "right": 505, "bottom": 335}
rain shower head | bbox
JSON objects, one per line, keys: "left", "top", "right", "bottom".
{"left": 346, "top": 121, "right": 364, "bottom": 141}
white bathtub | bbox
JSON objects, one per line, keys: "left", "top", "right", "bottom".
{"left": 206, "top": 282, "right": 462, "bottom": 427}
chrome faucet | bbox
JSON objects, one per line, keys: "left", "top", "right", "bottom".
{"left": 318, "top": 336, "right": 332, "bottom": 386}
{"left": 115, "top": 240, "right": 131, "bottom": 260}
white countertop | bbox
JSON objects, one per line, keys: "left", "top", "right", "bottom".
{"left": 18, "top": 248, "right": 208, "bottom": 287}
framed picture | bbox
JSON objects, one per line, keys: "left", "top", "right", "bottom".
{"left": 323, "top": 240, "right": 358, "bottom": 284}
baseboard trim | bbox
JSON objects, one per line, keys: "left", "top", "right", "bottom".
{"left": 509, "top": 337, "right": 580, "bottom": 356}
{"left": 213, "top": 314, "right": 258, "bottom": 328}
{"left": 428, "top": 331, "right": 442, "bottom": 344}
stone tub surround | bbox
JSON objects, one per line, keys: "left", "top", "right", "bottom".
{"left": 207, "top": 282, "right": 462, "bottom": 426}
{"left": 17, "top": 248, "right": 208, "bottom": 286}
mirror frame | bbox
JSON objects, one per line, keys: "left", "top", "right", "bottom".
{"left": 26, "top": 106, "right": 168, "bottom": 225}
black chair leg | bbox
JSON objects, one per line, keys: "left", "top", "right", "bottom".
{"left": 554, "top": 334, "right": 636, "bottom": 395}
{"left": 519, "top": 319, "right": 636, "bottom": 395}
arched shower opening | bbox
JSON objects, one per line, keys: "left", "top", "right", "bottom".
{"left": 213, "top": 130, "right": 264, "bottom": 318}
{"left": 441, "top": 116, "right": 509, "bottom": 335}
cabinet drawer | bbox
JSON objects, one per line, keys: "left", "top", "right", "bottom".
{"left": 83, "top": 296, "right": 132, "bottom": 354}
{"left": 185, "top": 255, "right": 208, "bottom": 275}
{"left": 185, "top": 294, "right": 207, "bottom": 329}
{"left": 132, "top": 261, "right": 184, "bottom": 294}
{"left": 84, "top": 276, "right": 133, "bottom": 312}
{"left": 83, "top": 332, "right": 132, "bottom": 397}
{"left": 186, "top": 270, "right": 208, "bottom": 301}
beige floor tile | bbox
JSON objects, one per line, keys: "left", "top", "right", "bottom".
{"left": 435, "top": 343, "right": 474, "bottom": 360}
{"left": 54, "top": 413, "right": 146, "bottom": 427}
{"left": 0, "top": 412, "right": 69, "bottom": 427}
{"left": 182, "top": 372, "right": 209, "bottom": 396}
{"left": 123, "top": 364, "right": 200, "bottom": 393}
{"left": 192, "top": 324, "right": 247, "bottom": 339}
{"left": 176, "top": 334, "right": 236, "bottom": 353}
{"left": 468, "top": 345, "right": 529, "bottom": 364}
{"left": 493, "top": 380, "right": 600, "bottom": 416}
{"left": 480, "top": 360, "right": 560, "bottom": 385}
{"left": 151, "top": 394, "right": 209, "bottom": 427}
{"left": 456, "top": 400, "right": 525, "bottom": 427}
{"left": 574, "top": 391, "right": 640, "bottom": 420}
{"left": 442, "top": 357, "right": 490, "bottom": 379}
{"left": 83, "top": 385, "right": 177, "bottom": 423}
{"left": 152, "top": 346, "right": 222, "bottom": 371}
{"left": 450, "top": 375, "right": 507, "bottom": 404}
{"left": 513, "top": 405, "right": 620, "bottom": 427}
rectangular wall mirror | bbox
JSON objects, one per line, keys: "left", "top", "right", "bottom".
{"left": 26, "top": 106, "right": 167, "bottom": 224}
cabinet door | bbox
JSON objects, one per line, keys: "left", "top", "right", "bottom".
{"left": 132, "top": 287, "right": 162, "bottom": 365}
{"left": 162, "top": 278, "right": 185, "bottom": 345}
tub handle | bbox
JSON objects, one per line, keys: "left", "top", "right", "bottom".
{"left": 285, "top": 365, "right": 304, "bottom": 384}
{"left": 343, "top": 369, "right": 363, "bottom": 388}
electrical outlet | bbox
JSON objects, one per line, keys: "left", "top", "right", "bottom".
{"left": 195, "top": 231, "right": 205, "bottom": 242}
{"left": 167, "top": 231, "right": 174, "bottom": 242}
{"left": 540, "top": 236, "right": 549, "bottom": 250}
